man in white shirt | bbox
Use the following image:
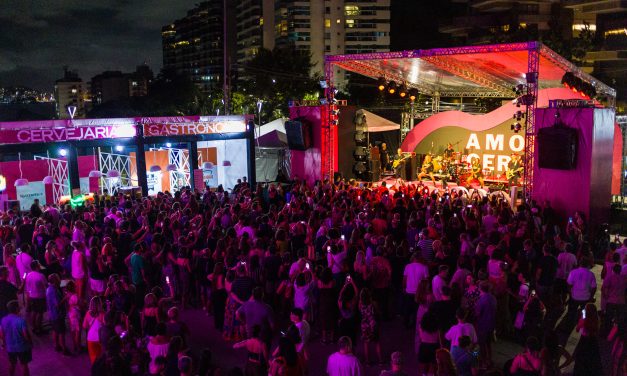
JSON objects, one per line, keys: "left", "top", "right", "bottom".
{"left": 327, "top": 336, "right": 362, "bottom": 376}
{"left": 432, "top": 265, "right": 450, "bottom": 301}
{"left": 403, "top": 252, "right": 429, "bottom": 327}
{"left": 290, "top": 308, "right": 310, "bottom": 358}
{"left": 566, "top": 257, "right": 597, "bottom": 319}
{"left": 556, "top": 243, "right": 577, "bottom": 283}
{"left": 24, "top": 260, "right": 47, "bottom": 334}
{"left": 15, "top": 247, "right": 33, "bottom": 280}
{"left": 445, "top": 308, "right": 478, "bottom": 349}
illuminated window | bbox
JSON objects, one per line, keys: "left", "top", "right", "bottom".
{"left": 519, "top": 23, "right": 527, "bottom": 28}
{"left": 501, "top": 24, "right": 510, "bottom": 32}
{"left": 336, "top": 19, "right": 341, "bottom": 24}
{"left": 325, "top": 19, "right": 331, "bottom": 28}
{"left": 346, "top": 19, "right": 355, "bottom": 28}
{"left": 260, "top": 18, "right": 263, "bottom": 25}
{"left": 345, "top": 5, "right": 359, "bottom": 16}
{"left": 71, "top": 89, "right": 77, "bottom": 94}
{"left": 572, "top": 24, "right": 595, "bottom": 31}
{"left": 604, "top": 28, "right": 625, "bottom": 37}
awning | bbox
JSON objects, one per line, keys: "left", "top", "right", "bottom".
{"left": 355, "top": 109, "right": 400, "bottom": 132}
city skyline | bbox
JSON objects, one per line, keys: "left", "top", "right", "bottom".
{"left": 0, "top": 0, "right": 198, "bottom": 90}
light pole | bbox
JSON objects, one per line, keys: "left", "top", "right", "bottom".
{"left": 222, "top": 0, "right": 230, "bottom": 115}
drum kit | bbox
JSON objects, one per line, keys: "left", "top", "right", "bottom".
{"left": 430, "top": 152, "right": 468, "bottom": 183}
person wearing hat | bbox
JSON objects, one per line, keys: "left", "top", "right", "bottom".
{"left": 507, "top": 152, "right": 523, "bottom": 186}
{"left": 379, "top": 351, "right": 408, "bottom": 376}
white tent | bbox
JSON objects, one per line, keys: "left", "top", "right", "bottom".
{"left": 355, "top": 109, "right": 400, "bottom": 132}
{"left": 255, "top": 118, "right": 290, "bottom": 182}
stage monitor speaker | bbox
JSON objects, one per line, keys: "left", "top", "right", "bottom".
{"left": 537, "top": 126, "right": 578, "bottom": 170}
{"left": 285, "top": 118, "right": 312, "bottom": 150}
{"left": 353, "top": 146, "right": 367, "bottom": 161}
{"left": 369, "top": 160, "right": 381, "bottom": 182}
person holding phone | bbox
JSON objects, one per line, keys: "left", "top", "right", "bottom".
{"left": 337, "top": 276, "right": 358, "bottom": 344}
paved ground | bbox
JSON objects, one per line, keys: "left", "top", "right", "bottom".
{"left": 0, "top": 265, "right": 608, "bottom": 375}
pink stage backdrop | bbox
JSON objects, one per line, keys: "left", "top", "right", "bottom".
{"left": 288, "top": 106, "right": 326, "bottom": 186}
{"left": 533, "top": 107, "right": 615, "bottom": 225}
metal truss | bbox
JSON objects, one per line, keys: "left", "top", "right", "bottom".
{"left": 98, "top": 149, "right": 137, "bottom": 194}
{"left": 539, "top": 44, "right": 616, "bottom": 100}
{"left": 34, "top": 155, "right": 68, "bottom": 204}
{"left": 421, "top": 55, "right": 514, "bottom": 96}
{"left": 322, "top": 61, "right": 334, "bottom": 181}
{"left": 523, "top": 45, "right": 540, "bottom": 200}
{"left": 150, "top": 147, "right": 191, "bottom": 192}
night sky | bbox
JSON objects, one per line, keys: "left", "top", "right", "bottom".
{"left": 0, "top": 0, "right": 198, "bottom": 90}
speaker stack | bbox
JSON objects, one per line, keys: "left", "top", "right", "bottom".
{"left": 285, "top": 118, "right": 312, "bottom": 150}
{"left": 353, "top": 113, "right": 368, "bottom": 180}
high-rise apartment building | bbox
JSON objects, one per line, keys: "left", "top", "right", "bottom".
{"left": 438, "top": 0, "right": 573, "bottom": 44}
{"left": 54, "top": 68, "right": 86, "bottom": 119}
{"left": 565, "top": 0, "right": 627, "bottom": 103}
{"left": 164, "top": 1, "right": 390, "bottom": 91}
{"left": 162, "top": 1, "right": 235, "bottom": 93}
{"left": 273, "top": 0, "right": 390, "bottom": 87}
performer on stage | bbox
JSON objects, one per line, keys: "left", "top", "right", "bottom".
{"left": 507, "top": 153, "right": 523, "bottom": 186}
{"left": 380, "top": 143, "right": 390, "bottom": 171}
{"left": 417, "top": 154, "right": 436, "bottom": 183}
{"left": 466, "top": 157, "right": 484, "bottom": 188}
{"left": 443, "top": 142, "right": 455, "bottom": 161}
{"left": 393, "top": 148, "right": 409, "bottom": 180}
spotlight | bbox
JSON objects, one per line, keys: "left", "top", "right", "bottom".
{"left": 115, "top": 145, "right": 124, "bottom": 152}
{"left": 319, "top": 80, "right": 328, "bottom": 89}
{"left": 377, "top": 77, "right": 386, "bottom": 91}
{"left": 398, "top": 84, "right": 408, "bottom": 98}
{"left": 387, "top": 81, "right": 397, "bottom": 94}
{"left": 511, "top": 122, "right": 522, "bottom": 133}
{"left": 59, "top": 149, "right": 68, "bottom": 157}
{"left": 408, "top": 88, "right": 418, "bottom": 101}
{"left": 165, "top": 143, "right": 172, "bottom": 148}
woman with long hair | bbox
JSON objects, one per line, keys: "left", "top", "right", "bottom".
{"left": 317, "top": 268, "right": 337, "bottom": 344}
{"left": 233, "top": 325, "right": 268, "bottom": 376}
{"left": 209, "top": 262, "right": 227, "bottom": 330}
{"left": 573, "top": 303, "right": 602, "bottom": 376}
{"left": 541, "top": 331, "right": 573, "bottom": 376}
{"left": 359, "top": 288, "right": 383, "bottom": 365}
{"left": 83, "top": 296, "right": 105, "bottom": 363}
{"left": 415, "top": 279, "right": 434, "bottom": 353}
{"left": 436, "top": 348, "right": 458, "bottom": 376}
{"left": 418, "top": 312, "right": 441, "bottom": 376}
{"left": 509, "top": 336, "right": 542, "bottom": 376}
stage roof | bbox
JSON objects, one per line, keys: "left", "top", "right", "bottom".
{"left": 325, "top": 41, "right": 615, "bottom": 99}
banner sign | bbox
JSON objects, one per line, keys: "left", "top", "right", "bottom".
{"left": 147, "top": 171, "right": 162, "bottom": 196}
{"left": 202, "top": 166, "right": 219, "bottom": 188}
{"left": 0, "top": 124, "right": 137, "bottom": 144}
{"left": 413, "top": 121, "right": 525, "bottom": 173}
{"left": 143, "top": 118, "right": 247, "bottom": 137}
{"left": 16, "top": 182, "right": 46, "bottom": 210}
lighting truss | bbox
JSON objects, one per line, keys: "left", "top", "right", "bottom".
{"left": 523, "top": 46, "right": 540, "bottom": 199}
{"left": 34, "top": 155, "right": 69, "bottom": 203}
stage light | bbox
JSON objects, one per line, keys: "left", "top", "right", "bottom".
{"left": 398, "top": 84, "right": 407, "bottom": 98}
{"left": 377, "top": 77, "right": 386, "bottom": 91}
{"left": 115, "top": 145, "right": 124, "bottom": 152}
{"left": 511, "top": 122, "right": 522, "bottom": 133}
{"left": 59, "top": 149, "right": 68, "bottom": 157}
{"left": 165, "top": 142, "right": 172, "bottom": 148}
{"left": 387, "top": 81, "right": 397, "bottom": 94}
{"left": 319, "top": 80, "right": 328, "bottom": 89}
{"left": 408, "top": 88, "right": 418, "bottom": 101}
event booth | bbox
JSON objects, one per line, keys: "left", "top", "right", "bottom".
{"left": 0, "top": 116, "right": 255, "bottom": 210}
{"left": 255, "top": 118, "right": 291, "bottom": 182}
{"left": 308, "top": 41, "right": 620, "bottom": 226}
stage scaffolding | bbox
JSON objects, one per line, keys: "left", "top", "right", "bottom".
{"left": 324, "top": 41, "right": 616, "bottom": 199}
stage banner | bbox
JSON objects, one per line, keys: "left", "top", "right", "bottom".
{"left": 142, "top": 116, "right": 247, "bottom": 137}
{"left": 411, "top": 122, "right": 525, "bottom": 174}
{"left": 202, "top": 166, "right": 219, "bottom": 188}
{"left": 0, "top": 124, "right": 137, "bottom": 144}
{"left": 147, "top": 172, "right": 162, "bottom": 196}
{"left": 16, "top": 182, "right": 46, "bottom": 210}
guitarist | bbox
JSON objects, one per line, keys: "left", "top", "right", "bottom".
{"left": 466, "top": 157, "right": 485, "bottom": 188}
{"left": 393, "top": 148, "right": 410, "bottom": 179}
{"left": 507, "top": 153, "right": 523, "bottom": 186}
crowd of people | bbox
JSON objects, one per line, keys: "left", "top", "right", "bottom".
{"left": 0, "top": 176, "right": 625, "bottom": 376}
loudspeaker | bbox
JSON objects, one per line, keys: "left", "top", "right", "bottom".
{"left": 369, "top": 159, "right": 381, "bottom": 182}
{"left": 538, "top": 126, "right": 578, "bottom": 169}
{"left": 353, "top": 146, "right": 367, "bottom": 161}
{"left": 285, "top": 118, "right": 312, "bottom": 150}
